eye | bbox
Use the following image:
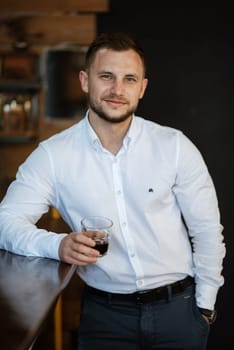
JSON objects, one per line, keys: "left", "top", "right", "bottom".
{"left": 125, "top": 76, "right": 137, "bottom": 83}
{"left": 100, "top": 73, "right": 113, "bottom": 80}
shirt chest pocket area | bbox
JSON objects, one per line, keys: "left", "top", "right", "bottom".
{"left": 131, "top": 174, "right": 176, "bottom": 214}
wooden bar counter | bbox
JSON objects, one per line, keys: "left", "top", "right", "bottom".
{"left": 0, "top": 249, "right": 76, "bottom": 350}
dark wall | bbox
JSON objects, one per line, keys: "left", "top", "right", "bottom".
{"left": 98, "top": 2, "right": 233, "bottom": 348}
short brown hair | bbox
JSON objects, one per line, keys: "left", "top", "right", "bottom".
{"left": 85, "top": 32, "right": 146, "bottom": 76}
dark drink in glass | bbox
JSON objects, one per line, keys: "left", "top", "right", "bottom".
{"left": 80, "top": 216, "right": 113, "bottom": 258}
{"left": 93, "top": 237, "right": 109, "bottom": 256}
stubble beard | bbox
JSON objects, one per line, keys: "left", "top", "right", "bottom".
{"left": 88, "top": 96, "right": 138, "bottom": 124}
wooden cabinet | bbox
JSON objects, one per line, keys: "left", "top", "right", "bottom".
{"left": 0, "top": 5, "right": 110, "bottom": 347}
{"left": 0, "top": 0, "right": 109, "bottom": 184}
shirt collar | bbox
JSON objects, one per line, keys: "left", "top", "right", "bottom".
{"left": 84, "top": 110, "right": 140, "bottom": 151}
{"left": 84, "top": 111, "right": 100, "bottom": 146}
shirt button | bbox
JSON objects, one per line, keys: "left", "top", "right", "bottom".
{"left": 117, "top": 190, "right": 121, "bottom": 195}
{"left": 130, "top": 252, "right": 135, "bottom": 257}
{"left": 122, "top": 222, "right": 127, "bottom": 227}
{"left": 137, "top": 280, "right": 143, "bottom": 287}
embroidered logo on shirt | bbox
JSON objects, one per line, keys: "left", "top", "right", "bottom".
{"left": 148, "top": 188, "right": 154, "bottom": 193}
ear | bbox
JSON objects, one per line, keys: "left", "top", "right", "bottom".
{"left": 139, "top": 78, "right": 148, "bottom": 99}
{"left": 79, "top": 70, "right": 88, "bottom": 93}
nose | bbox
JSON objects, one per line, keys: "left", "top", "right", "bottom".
{"left": 110, "top": 78, "right": 124, "bottom": 95}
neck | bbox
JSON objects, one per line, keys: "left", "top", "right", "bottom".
{"left": 88, "top": 112, "right": 132, "bottom": 155}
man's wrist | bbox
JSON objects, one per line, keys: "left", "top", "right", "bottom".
{"left": 198, "top": 307, "right": 217, "bottom": 324}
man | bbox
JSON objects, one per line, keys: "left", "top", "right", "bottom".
{"left": 0, "top": 32, "right": 225, "bottom": 349}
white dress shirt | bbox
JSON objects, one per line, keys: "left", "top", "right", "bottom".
{"left": 0, "top": 113, "right": 225, "bottom": 309}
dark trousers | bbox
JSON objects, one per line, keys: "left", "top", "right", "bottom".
{"left": 77, "top": 284, "right": 210, "bottom": 350}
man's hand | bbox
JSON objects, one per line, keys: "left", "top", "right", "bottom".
{"left": 59, "top": 232, "right": 100, "bottom": 266}
{"left": 201, "top": 315, "right": 210, "bottom": 325}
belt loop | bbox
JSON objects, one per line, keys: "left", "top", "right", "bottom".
{"left": 178, "top": 279, "right": 184, "bottom": 292}
{"left": 167, "top": 285, "right": 172, "bottom": 302}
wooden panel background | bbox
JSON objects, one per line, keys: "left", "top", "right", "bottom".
{"left": 0, "top": 0, "right": 109, "bottom": 184}
{"left": 0, "top": 1, "right": 109, "bottom": 349}
{"left": 0, "top": 15, "right": 96, "bottom": 45}
{"left": 0, "top": 0, "right": 109, "bottom": 14}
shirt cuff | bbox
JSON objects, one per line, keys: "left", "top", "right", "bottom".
{"left": 195, "top": 282, "right": 219, "bottom": 310}
{"left": 42, "top": 232, "right": 68, "bottom": 261}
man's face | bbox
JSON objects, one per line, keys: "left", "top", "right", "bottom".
{"left": 79, "top": 48, "right": 148, "bottom": 123}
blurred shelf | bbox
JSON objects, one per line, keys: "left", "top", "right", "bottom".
{"left": 0, "top": 80, "right": 41, "bottom": 92}
{"left": 0, "top": 130, "right": 38, "bottom": 143}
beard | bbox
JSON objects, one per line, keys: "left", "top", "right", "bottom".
{"left": 88, "top": 95, "right": 138, "bottom": 124}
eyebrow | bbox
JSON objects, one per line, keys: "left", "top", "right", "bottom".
{"left": 98, "top": 70, "right": 140, "bottom": 79}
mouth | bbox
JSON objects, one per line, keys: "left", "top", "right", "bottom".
{"left": 104, "top": 98, "right": 127, "bottom": 107}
